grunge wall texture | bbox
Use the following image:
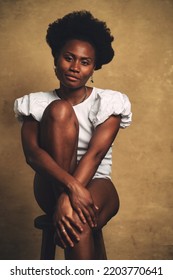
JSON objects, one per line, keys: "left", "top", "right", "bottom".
{"left": 0, "top": 0, "right": 173, "bottom": 259}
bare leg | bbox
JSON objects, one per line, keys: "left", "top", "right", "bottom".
{"left": 34, "top": 100, "right": 79, "bottom": 214}
{"left": 65, "top": 224, "right": 107, "bottom": 260}
{"left": 34, "top": 100, "right": 98, "bottom": 259}
{"left": 65, "top": 178, "right": 119, "bottom": 260}
{"left": 90, "top": 178, "right": 119, "bottom": 259}
{"left": 34, "top": 100, "right": 119, "bottom": 259}
{"left": 93, "top": 230, "right": 107, "bottom": 260}
{"left": 40, "top": 100, "right": 79, "bottom": 173}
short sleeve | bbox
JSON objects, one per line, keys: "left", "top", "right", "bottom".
{"left": 89, "top": 90, "right": 132, "bottom": 128}
{"left": 14, "top": 92, "right": 54, "bottom": 122}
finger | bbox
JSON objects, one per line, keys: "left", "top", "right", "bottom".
{"left": 59, "top": 222, "right": 75, "bottom": 248}
{"left": 75, "top": 207, "right": 87, "bottom": 224}
{"left": 82, "top": 207, "right": 96, "bottom": 228}
{"left": 64, "top": 220, "right": 80, "bottom": 242}
{"left": 61, "top": 228, "right": 75, "bottom": 248}
{"left": 94, "top": 204, "right": 99, "bottom": 211}
{"left": 55, "top": 229, "right": 66, "bottom": 249}
{"left": 86, "top": 204, "right": 98, "bottom": 227}
{"left": 92, "top": 204, "right": 100, "bottom": 224}
{"left": 66, "top": 215, "right": 83, "bottom": 233}
{"left": 90, "top": 201, "right": 99, "bottom": 224}
{"left": 55, "top": 234, "right": 65, "bottom": 248}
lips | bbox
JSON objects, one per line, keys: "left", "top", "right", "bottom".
{"left": 65, "top": 74, "right": 80, "bottom": 81}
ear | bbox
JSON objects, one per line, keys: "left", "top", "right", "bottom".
{"left": 54, "top": 66, "right": 57, "bottom": 75}
{"left": 91, "top": 68, "right": 95, "bottom": 75}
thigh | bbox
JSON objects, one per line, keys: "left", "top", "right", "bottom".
{"left": 33, "top": 173, "right": 59, "bottom": 215}
{"left": 87, "top": 178, "right": 120, "bottom": 229}
{"left": 39, "top": 100, "right": 79, "bottom": 173}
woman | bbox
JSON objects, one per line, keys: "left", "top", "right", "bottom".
{"left": 14, "top": 11, "right": 132, "bottom": 260}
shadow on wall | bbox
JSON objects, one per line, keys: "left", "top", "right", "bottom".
{"left": 0, "top": 71, "right": 47, "bottom": 259}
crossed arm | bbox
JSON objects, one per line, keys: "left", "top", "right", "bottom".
{"left": 21, "top": 114, "right": 120, "bottom": 237}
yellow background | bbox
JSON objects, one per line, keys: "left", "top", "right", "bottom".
{"left": 0, "top": 0, "right": 173, "bottom": 259}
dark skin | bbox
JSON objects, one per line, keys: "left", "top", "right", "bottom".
{"left": 21, "top": 39, "right": 120, "bottom": 259}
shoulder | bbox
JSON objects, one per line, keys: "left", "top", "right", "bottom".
{"left": 94, "top": 87, "right": 128, "bottom": 101}
{"left": 89, "top": 87, "right": 132, "bottom": 128}
{"left": 14, "top": 90, "right": 56, "bottom": 105}
{"left": 14, "top": 90, "right": 57, "bottom": 121}
{"left": 26, "top": 90, "right": 56, "bottom": 102}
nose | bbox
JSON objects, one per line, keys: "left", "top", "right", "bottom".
{"left": 69, "top": 60, "right": 80, "bottom": 73}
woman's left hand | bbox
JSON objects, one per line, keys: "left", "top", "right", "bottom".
{"left": 68, "top": 182, "right": 99, "bottom": 228}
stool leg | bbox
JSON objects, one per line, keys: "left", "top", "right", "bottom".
{"left": 40, "top": 227, "right": 56, "bottom": 260}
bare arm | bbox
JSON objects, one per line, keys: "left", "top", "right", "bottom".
{"left": 65, "top": 114, "right": 120, "bottom": 224}
{"left": 21, "top": 115, "right": 120, "bottom": 229}
{"left": 73, "top": 115, "right": 121, "bottom": 186}
{"left": 54, "top": 114, "right": 121, "bottom": 247}
{"left": 21, "top": 116, "right": 98, "bottom": 226}
{"left": 54, "top": 115, "right": 121, "bottom": 248}
{"left": 22, "top": 114, "right": 120, "bottom": 186}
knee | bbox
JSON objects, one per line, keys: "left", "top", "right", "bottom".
{"left": 110, "top": 191, "right": 120, "bottom": 218}
{"left": 109, "top": 186, "right": 120, "bottom": 218}
{"left": 98, "top": 194, "right": 120, "bottom": 229}
{"left": 112, "top": 198, "right": 120, "bottom": 217}
{"left": 79, "top": 223, "right": 93, "bottom": 240}
{"left": 43, "top": 100, "right": 75, "bottom": 123}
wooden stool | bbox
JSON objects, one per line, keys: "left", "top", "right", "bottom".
{"left": 34, "top": 215, "right": 56, "bottom": 260}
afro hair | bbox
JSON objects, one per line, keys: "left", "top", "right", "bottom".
{"left": 46, "top": 10, "right": 114, "bottom": 70}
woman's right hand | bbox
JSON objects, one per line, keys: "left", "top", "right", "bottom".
{"left": 53, "top": 193, "right": 83, "bottom": 248}
{"left": 68, "top": 180, "right": 99, "bottom": 228}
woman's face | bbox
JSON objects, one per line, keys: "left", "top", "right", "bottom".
{"left": 55, "top": 39, "right": 96, "bottom": 89}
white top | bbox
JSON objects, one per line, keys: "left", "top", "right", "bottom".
{"left": 14, "top": 87, "right": 132, "bottom": 179}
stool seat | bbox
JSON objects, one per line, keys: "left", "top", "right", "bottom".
{"left": 34, "top": 215, "right": 54, "bottom": 229}
{"left": 34, "top": 214, "right": 56, "bottom": 260}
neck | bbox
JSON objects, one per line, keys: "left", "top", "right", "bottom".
{"left": 56, "top": 85, "right": 88, "bottom": 106}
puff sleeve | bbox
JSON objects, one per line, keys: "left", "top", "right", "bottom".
{"left": 14, "top": 92, "right": 52, "bottom": 122}
{"left": 89, "top": 90, "right": 132, "bottom": 128}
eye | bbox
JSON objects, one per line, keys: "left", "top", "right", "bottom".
{"left": 64, "top": 55, "right": 73, "bottom": 62}
{"left": 81, "top": 60, "right": 90, "bottom": 66}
